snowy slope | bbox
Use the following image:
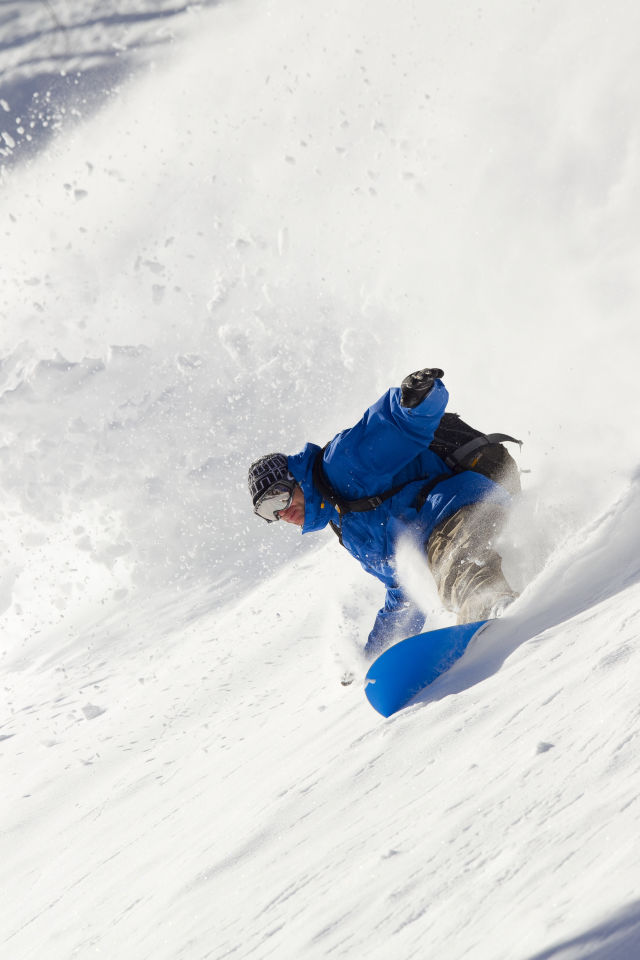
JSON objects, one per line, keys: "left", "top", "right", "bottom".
{"left": 2, "top": 1, "right": 640, "bottom": 958}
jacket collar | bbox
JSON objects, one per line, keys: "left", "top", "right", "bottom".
{"left": 287, "top": 443, "right": 337, "bottom": 534}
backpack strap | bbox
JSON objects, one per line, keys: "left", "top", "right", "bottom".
{"left": 412, "top": 473, "right": 453, "bottom": 513}
{"left": 312, "top": 446, "right": 411, "bottom": 545}
{"left": 442, "top": 432, "right": 521, "bottom": 471}
{"left": 313, "top": 446, "right": 409, "bottom": 514}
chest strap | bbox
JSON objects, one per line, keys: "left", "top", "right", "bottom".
{"left": 312, "top": 446, "right": 410, "bottom": 514}
{"left": 313, "top": 446, "right": 443, "bottom": 545}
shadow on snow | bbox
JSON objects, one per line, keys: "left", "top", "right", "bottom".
{"left": 525, "top": 900, "right": 640, "bottom": 960}
{"left": 0, "top": 1, "right": 222, "bottom": 165}
{"left": 413, "top": 471, "right": 640, "bottom": 708}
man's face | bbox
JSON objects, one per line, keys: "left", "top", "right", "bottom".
{"left": 278, "top": 484, "right": 305, "bottom": 527}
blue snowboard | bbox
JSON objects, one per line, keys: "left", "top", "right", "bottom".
{"left": 364, "top": 620, "right": 489, "bottom": 717}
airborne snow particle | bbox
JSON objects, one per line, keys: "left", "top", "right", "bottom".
{"left": 82, "top": 704, "right": 106, "bottom": 720}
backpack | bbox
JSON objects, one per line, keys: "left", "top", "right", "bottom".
{"left": 427, "top": 413, "right": 521, "bottom": 496}
{"left": 312, "top": 413, "right": 521, "bottom": 542}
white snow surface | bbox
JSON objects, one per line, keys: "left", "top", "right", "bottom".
{"left": 2, "top": 1, "right": 640, "bottom": 958}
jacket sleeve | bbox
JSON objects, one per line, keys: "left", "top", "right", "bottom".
{"left": 324, "top": 380, "right": 449, "bottom": 497}
{"left": 364, "top": 584, "right": 426, "bottom": 659}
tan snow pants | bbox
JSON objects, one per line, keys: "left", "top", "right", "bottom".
{"left": 426, "top": 501, "right": 516, "bottom": 623}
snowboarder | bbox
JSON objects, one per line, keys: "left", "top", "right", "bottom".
{"left": 248, "top": 368, "right": 519, "bottom": 658}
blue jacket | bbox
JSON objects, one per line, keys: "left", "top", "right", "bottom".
{"left": 287, "top": 380, "right": 510, "bottom": 654}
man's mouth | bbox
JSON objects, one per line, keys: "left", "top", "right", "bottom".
{"left": 280, "top": 504, "right": 302, "bottom": 525}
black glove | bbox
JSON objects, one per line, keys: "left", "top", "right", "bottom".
{"left": 400, "top": 368, "right": 444, "bottom": 408}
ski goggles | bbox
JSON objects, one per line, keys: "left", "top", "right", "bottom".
{"left": 253, "top": 479, "right": 296, "bottom": 523}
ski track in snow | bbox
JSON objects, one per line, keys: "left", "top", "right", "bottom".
{"left": 2, "top": 1, "right": 640, "bottom": 959}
